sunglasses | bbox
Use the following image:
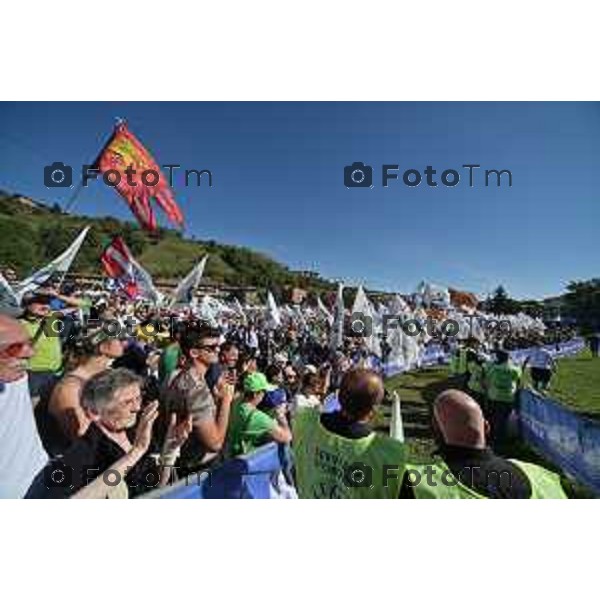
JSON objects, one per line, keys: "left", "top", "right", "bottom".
{"left": 198, "top": 343, "right": 220, "bottom": 352}
{"left": 0, "top": 341, "right": 32, "bottom": 358}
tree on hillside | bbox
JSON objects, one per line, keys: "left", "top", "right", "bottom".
{"left": 564, "top": 279, "right": 600, "bottom": 334}
{"left": 485, "top": 285, "right": 521, "bottom": 315}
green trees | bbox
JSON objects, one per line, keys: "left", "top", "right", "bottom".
{"left": 0, "top": 216, "right": 40, "bottom": 275}
{"left": 564, "top": 279, "right": 600, "bottom": 334}
{"left": 484, "top": 286, "right": 521, "bottom": 315}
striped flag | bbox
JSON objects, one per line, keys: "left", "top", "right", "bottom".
{"left": 101, "top": 236, "right": 134, "bottom": 280}
{"left": 100, "top": 236, "right": 160, "bottom": 304}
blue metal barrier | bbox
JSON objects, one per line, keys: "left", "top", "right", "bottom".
{"left": 519, "top": 389, "right": 600, "bottom": 496}
{"left": 141, "top": 443, "right": 290, "bottom": 499}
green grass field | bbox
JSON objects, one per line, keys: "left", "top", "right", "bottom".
{"left": 379, "top": 351, "right": 599, "bottom": 496}
{"left": 534, "top": 350, "right": 600, "bottom": 417}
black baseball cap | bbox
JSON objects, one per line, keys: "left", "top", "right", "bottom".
{"left": 22, "top": 292, "right": 53, "bottom": 306}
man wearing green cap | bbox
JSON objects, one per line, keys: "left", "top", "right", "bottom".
{"left": 225, "top": 372, "right": 292, "bottom": 457}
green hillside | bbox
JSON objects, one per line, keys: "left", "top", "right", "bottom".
{"left": 0, "top": 190, "right": 334, "bottom": 297}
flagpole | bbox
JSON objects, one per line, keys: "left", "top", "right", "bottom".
{"left": 63, "top": 118, "right": 123, "bottom": 214}
{"left": 63, "top": 178, "right": 85, "bottom": 213}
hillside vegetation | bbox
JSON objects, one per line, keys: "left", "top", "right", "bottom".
{"left": 0, "top": 190, "right": 334, "bottom": 296}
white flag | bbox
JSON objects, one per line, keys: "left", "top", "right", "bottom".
{"left": 389, "top": 391, "right": 405, "bottom": 442}
{"left": 233, "top": 297, "right": 247, "bottom": 323}
{"left": 0, "top": 271, "right": 19, "bottom": 310}
{"left": 170, "top": 255, "right": 208, "bottom": 307}
{"left": 317, "top": 295, "right": 333, "bottom": 326}
{"left": 267, "top": 291, "right": 282, "bottom": 327}
{"left": 330, "top": 283, "right": 344, "bottom": 351}
{"left": 199, "top": 295, "right": 219, "bottom": 326}
{"left": 15, "top": 227, "right": 89, "bottom": 301}
{"left": 351, "top": 285, "right": 381, "bottom": 357}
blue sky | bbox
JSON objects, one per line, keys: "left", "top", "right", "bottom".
{"left": 1, "top": 102, "right": 599, "bottom": 299}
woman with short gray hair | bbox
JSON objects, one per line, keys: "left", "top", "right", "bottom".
{"left": 27, "top": 368, "right": 192, "bottom": 499}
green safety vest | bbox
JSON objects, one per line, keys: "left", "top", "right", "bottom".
{"left": 292, "top": 408, "right": 406, "bottom": 499}
{"left": 467, "top": 361, "right": 485, "bottom": 394}
{"left": 20, "top": 316, "right": 63, "bottom": 373}
{"left": 485, "top": 362, "right": 521, "bottom": 403}
{"left": 449, "top": 354, "right": 459, "bottom": 376}
{"left": 407, "top": 459, "right": 567, "bottom": 499}
{"left": 451, "top": 348, "right": 468, "bottom": 375}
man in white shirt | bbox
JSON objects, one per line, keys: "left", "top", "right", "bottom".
{"left": 0, "top": 315, "right": 48, "bottom": 498}
{"left": 523, "top": 343, "right": 556, "bottom": 393}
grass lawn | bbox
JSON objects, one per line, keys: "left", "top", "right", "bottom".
{"left": 535, "top": 350, "right": 600, "bottom": 417}
{"left": 380, "top": 365, "right": 453, "bottom": 461}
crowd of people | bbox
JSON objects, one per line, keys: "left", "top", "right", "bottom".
{"left": 0, "top": 279, "right": 578, "bottom": 499}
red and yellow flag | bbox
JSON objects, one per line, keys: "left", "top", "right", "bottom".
{"left": 94, "top": 122, "right": 184, "bottom": 231}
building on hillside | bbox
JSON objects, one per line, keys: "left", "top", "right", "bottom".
{"left": 449, "top": 288, "right": 479, "bottom": 310}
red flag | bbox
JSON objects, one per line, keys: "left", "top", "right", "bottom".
{"left": 94, "top": 123, "right": 184, "bottom": 231}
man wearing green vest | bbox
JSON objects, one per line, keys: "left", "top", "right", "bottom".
{"left": 402, "top": 389, "right": 567, "bottom": 499}
{"left": 485, "top": 349, "right": 522, "bottom": 448}
{"left": 465, "top": 349, "right": 487, "bottom": 409}
{"left": 19, "top": 290, "right": 82, "bottom": 403}
{"left": 449, "top": 340, "right": 473, "bottom": 388}
{"left": 292, "top": 368, "right": 406, "bottom": 499}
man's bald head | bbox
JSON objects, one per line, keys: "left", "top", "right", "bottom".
{"left": 433, "top": 389, "right": 488, "bottom": 449}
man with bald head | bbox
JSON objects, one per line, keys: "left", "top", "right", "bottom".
{"left": 401, "top": 389, "right": 567, "bottom": 498}
{"left": 293, "top": 368, "right": 406, "bottom": 498}
{"left": 0, "top": 314, "right": 48, "bottom": 497}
